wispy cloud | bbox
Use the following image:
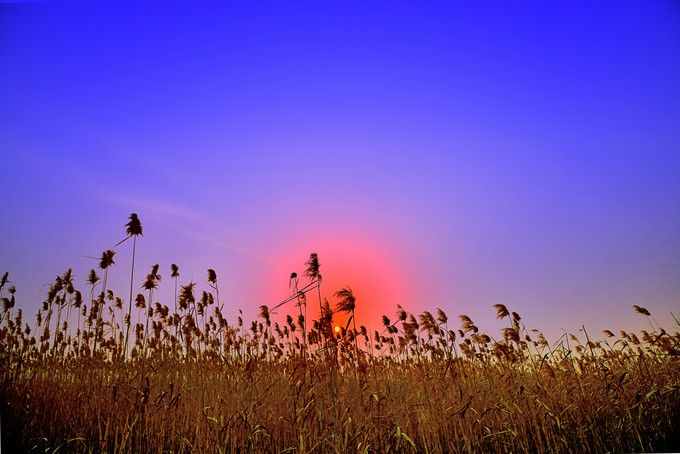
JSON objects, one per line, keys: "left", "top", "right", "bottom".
{"left": 101, "top": 193, "right": 204, "bottom": 224}
{"left": 100, "top": 192, "right": 273, "bottom": 267}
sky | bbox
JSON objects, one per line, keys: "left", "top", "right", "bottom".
{"left": 1, "top": 2, "right": 679, "bottom": 340}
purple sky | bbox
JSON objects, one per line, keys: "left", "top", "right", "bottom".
{"left": 2, "top": 2, "right": 679, "bottom": 339}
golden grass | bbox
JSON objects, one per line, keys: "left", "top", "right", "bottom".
{"left": 1, "top": 258, "right": 679, "bottom": 452}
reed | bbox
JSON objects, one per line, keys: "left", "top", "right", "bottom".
{"left": 0, "top": 215, "right": 679, "bottom": 453}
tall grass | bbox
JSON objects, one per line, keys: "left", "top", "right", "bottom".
{"left": 1, "top": 217, "right": 679, "bottom": 453}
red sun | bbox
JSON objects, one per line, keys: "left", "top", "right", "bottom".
{"left": 259, "top": 225, "right": 415, "bottom": 331}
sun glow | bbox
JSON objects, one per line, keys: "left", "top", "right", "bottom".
{"left": 259, "top": 224, "right": 416, "bottom": 330}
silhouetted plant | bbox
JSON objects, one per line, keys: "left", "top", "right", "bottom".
{"left": 335, "top": 287, "right": 359, "bottom": 360}
{"left": 170, "top": 264, "right": 179, "bottom": 337}
{"left": 120, "top": 213, "right": 142, "bottom": 357}
{"left": 305, "top": 253, "right": 323, "bottom": 340}
{"left": 141, "top": 265, "right": 161, "bottom": 354}
{"left": 94, "top": 251, "right": 115, "bottom": 354}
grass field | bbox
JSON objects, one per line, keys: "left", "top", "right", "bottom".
{"left": 1, "top": 217, "right": 679, "bottom": 452}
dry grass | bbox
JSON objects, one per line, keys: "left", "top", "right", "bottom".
{"left": 1, "top": 244, "right": 679, "bottom": 452}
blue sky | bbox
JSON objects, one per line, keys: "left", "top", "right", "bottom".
{"left": 1, "top": 2, "right": 679, "bottom": 337}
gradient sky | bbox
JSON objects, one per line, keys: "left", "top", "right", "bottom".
{"left": 2, "top": 2, "right": 679, "bottom": 339}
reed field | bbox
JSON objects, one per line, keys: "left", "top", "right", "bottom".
{"left": 1, "top": 214, "right": 679, "bottom": 453}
